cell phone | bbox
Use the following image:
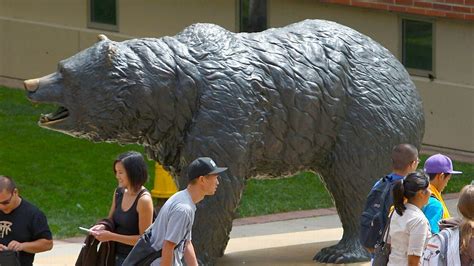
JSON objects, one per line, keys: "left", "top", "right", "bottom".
{"left": 78, "top": 227, "right": 92, "bottom": 234}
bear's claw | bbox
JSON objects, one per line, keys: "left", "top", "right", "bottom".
{"left": 313, "top": 241, "right": 370, "bottom": 264}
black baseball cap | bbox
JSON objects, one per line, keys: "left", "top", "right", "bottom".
{"left": 188, "top": 157, "right": 227, "bottom": 181}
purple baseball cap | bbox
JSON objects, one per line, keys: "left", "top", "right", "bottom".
{"left": 424, "top": 154, "right": 463, "bottom": 174}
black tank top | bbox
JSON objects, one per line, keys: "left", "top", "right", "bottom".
{"left": 112, "top": 187, "right": 147, "bottom": 256}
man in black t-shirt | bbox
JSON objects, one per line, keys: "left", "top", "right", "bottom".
{"left": 0, "top": 176, "right": 53, "bottom": 266}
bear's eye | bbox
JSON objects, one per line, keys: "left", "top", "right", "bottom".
{"left": 57, "top": 65, "right": 69, "bottom": 78}
{"left": 57, "top": 65, "right": 64, "bottom": 74}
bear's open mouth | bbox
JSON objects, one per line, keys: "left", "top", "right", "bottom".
{"left": 40, "top": 106, "right": 69, "bottom": 124}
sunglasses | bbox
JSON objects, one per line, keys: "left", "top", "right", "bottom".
{"left": 0, "top": 192, "right": 14, "bottom": 205}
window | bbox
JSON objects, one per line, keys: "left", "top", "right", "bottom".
{"left": 239, "top": 0, "right": 267, "bottom": 33}
{"left": 88, "top": 0, "right": 118, "bottom": 31}
{"left": 401, "top": 18, "right": 434, "bottom": 77}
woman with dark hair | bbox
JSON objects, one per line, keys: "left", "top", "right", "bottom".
{"left": 90, "top": 151, "right": 154, "bottom": 265}
{"left": 387, "top": 171, "right": 431, "bottom": 266}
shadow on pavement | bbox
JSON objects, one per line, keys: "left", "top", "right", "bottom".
{"left": 217, "top": 240, "right": 370, "bottom": 266}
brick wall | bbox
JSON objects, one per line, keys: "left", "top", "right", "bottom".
{"left": 319, "top": 0, "right": 474, "bottom": 21}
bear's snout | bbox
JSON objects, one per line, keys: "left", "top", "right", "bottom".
{"left": 24, "top": 78, "right": 39, "bottom": 92}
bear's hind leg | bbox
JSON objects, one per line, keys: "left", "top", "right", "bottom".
{"left": 313, "top": 161, "right": 373, "bottom": 263}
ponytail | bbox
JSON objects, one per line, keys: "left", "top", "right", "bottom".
{"left": 392, "top": 171, "right": 429, "bottom": 216}
{"left": 392, "top": 180, "right": 406, "bottom": 216}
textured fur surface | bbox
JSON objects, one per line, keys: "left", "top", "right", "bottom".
{"left": 26, "top": 19, "right": 424, "bottom": 264}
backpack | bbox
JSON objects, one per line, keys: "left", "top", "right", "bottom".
{"left": 122, "top": 227, "right": 161, "bottom": 266}
{"left": 359, "top": 175, "right": 396, "bottom": 249}
{"left": 123, "top": 227, "right": 186, "bottom": 266}
{"left": 422, "top": 227, "right": 460, "bottom": 266}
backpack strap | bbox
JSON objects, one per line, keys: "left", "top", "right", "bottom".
{"left": 380, "top": 176, "right": 393, "bottom": 198}
{"left": 380, "top": 176, "right": 396, "bottom": 221}
{"left": 438, "top": 229, "right": 450, "bottom": 266}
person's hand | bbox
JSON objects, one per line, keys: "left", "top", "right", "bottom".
{"left": 0, "top": 244, "right": 7, "bottom": 251}
{"left": 90, "top": 224, "right": 106, "bottom": 232}
{"left": 91, "top": 230, "right": 113, "bottom": 242}
{"left": 7, "top": 240, "right": 23, "bottom": 251}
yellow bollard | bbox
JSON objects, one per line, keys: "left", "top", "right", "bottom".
{"left": 151, "top": 162, "right": 178, "bottom": 199}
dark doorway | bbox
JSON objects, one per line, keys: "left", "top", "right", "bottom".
{"left": 239, "top": 0, "right": 267, "bottom": 33}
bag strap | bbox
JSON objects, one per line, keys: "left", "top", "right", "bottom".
{"left": 439, "top": 229, "right": 450, "bottom": 265}
{"left": 137, "top": 188, "right": 148, "bottom": 198}
{"left": 381, "top": 210, "right": 394, "bottom": 243}
{"left": 380, "top": 176, "right": 395, "bottom": 202}
{"left": 138, "top": 228, "right": 189, "bottom": 265}
{"left": 115, "top": 187, "right": 124, "bottom": 202}
{"left": 380, "top": 176, "right": 395, "bottom": 220}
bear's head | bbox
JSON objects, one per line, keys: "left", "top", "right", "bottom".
{"left": 25, "top": 35, "right": 184, "bottom": 147}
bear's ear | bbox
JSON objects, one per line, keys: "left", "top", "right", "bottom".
{"left": 97, "top": 34, "right": 109, "bottom": 42}
{"left": 104, "top": 42, "right": 119, "bottom": 65}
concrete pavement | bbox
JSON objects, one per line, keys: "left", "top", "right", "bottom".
{"left": 34, "top": 197, "right": 460, "bottom": 265}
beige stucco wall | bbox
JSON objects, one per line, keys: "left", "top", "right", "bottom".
{"left": 435, "top": 19, "right": 474, "bottom": 85}
{"left": 0, "top": 0, "right": 236, "bottom": 34}
{"left": 0, "top": 0, "right": 236, "bottom": 79}
{"left": 420, "top": 19, "right": 474, "bottom": 151}
{"left": 0, "top": 17, "right": 131, "bottom": 79}
{"left": 268, "top": 0, "right": 474, "bottom": 152}
{"left": 268, "top": 0, "right": 399, "bottom": 54}
{"left": 0, "top": 0, "right": 86, "bottom": 28}
{"left": 120, "top": 0, "right": 237, "bottom": 37}
{"left": 415, "top": 78, "right": 474, "bottom": 151}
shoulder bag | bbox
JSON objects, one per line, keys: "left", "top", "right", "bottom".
{"left": 0, "top": 250, "right": 21, "bottom": 266}
{"left": 372, "top": 211, "right": 393, "bottom": 266}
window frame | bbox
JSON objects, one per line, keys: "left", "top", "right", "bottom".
{"left": 87, "top": 0, "right": 119, "bottom": 32}
{"left": 399, "top": 16, "right": 436, "bottom": 78}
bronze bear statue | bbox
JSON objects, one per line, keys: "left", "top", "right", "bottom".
{"left": 25, "top": 19, "right": 424, "bottom": 264}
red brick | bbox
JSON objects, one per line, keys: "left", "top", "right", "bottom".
{"left": 352, "top": 1, "right": 373, "bottom": 8}
{"left": 425, "top": 9, "right": 447, "bottom": 16}
{"left": 395, "top": 0, "right": 414, "bottom": 5}
{"left": 378, "top": 0, "right": 395, "bottom": 3}
{"left": 465, "top": 13, "right": 474, "bottom": 19}
{"left": 370, "top": 3, "right": 389, "bottom": 10}
{"left": 452, "top": 5, "right": 471, "bottom": 12}
{"left": 433, "top": 3, "right": 453, "bottom": 10}
{"left": 324, "top": 0, "right": 352, "bottom": 5}
{"left": 446, "top": 0, "right": 464, "bottom": 4}
{"left": 446, "top": 11, "right": 466, "bottom": 18}
{"left": 388, "top": 5, "right": 408, "bottom": 12}
{"left": 414, "top": 1, "right": 433, "bottom": 8}
{"left": 466, "top": 0, "right": 474, "bottom": 5}
{"left": 406, "top": 6, "right": 428, "bottom": 14}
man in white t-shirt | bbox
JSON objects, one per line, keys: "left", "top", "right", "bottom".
{"left": 150, "top": 157, "right": 227, "bottom": 266}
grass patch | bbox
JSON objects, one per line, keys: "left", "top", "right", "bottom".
{"left": 1, "top": 86, "right": 473, "bottom": 237}
{"left": 237, "top": 172, "right": 332, "bottom": 217}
